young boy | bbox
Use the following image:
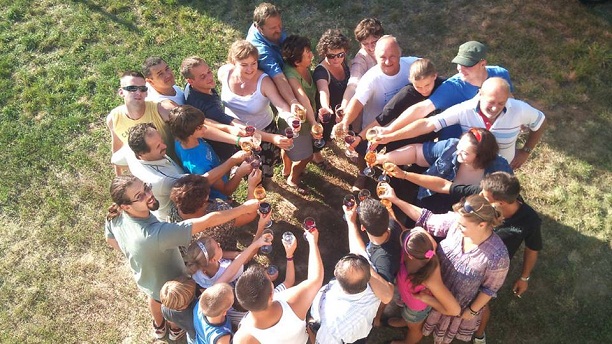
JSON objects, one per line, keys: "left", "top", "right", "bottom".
{"left": 193, "top": 283, "right": 234, "bottom": 344}
{"left": 160, "top": 276, "right": 198, "bottom": 342}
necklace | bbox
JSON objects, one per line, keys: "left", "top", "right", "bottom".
{"left": 236, "top": 73, "right": 247, "bottom": 89}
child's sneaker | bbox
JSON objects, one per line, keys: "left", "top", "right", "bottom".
{"left": 168, "top": 327, "right": 186, "bottom": 341}
{"left": 153, "top": 319, "right": 166, "bottom": 339}
{"left": 473, "top": 333, "right": 486, "bottom": 344}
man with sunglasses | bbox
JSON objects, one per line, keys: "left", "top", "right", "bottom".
{"left": 105, "top": 175, "right": 258, "bottom": 340}
{"left": 309, "top": 253, "right": 393, "bottom": 344}
{"left": 107, "top": 71, "right": 176, "bottom": 175}
{"left": 385, "top": 170, "right": 541, "bottom": 343}
{"left": 126, "top": 123, "right": 257, "bottom": 221}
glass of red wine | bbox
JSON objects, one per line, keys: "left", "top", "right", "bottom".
{"left": 344, "top": 130, "right": 358, "bottom": 158}
{"left": 245, "top": 124, "right": 256, "bottom": 137}
{"left": 258, "top": 201, "right": 273, "bottom": 228}
{"left": 342, "top": 194, "right": 356, "bottom": 221}
{"left": 284, "top": 127, "right": 295, "bottom": 150}
{"left": 250, "top": 153, "right": 262, "bottom": 169}
{"left": 291, "top": 119, "right": 301, "bottom": 138}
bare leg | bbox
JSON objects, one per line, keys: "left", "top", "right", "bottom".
{"left": 281, "top": 150, "right": 292, "bottom": 177}
{"left": 391, "top": 320, "right": 425, "bottom": 344}
{"left": 312, "top": 151, "right": 325, "bottom": 163}
{"left": 474, "top": 304, "right": 490, "bottom": 338}
{"left": 149, "top": 297, "right": 164, "bottom": 327}
{"left": 288, "top": 157, "right": 312, "bottom": 186}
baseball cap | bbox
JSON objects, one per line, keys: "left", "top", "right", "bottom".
{"left": 452, "top": 41, "right": 487, "bottom": 67}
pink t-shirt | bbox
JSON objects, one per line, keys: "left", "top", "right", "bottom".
{"left": 396, "top": 254, "right": 429, "bottom": 311}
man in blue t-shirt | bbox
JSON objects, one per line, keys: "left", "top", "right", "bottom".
{"left": 383, "top": 41, "right": 514, "bottom": 139}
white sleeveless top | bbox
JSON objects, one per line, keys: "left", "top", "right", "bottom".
{"left": 221, "top": 72, "right": 274, "bottom": 130}
{"left": 242, "top": 299, "right": 308, "bottom": 344}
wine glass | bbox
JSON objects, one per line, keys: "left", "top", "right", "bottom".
{"left": 250, "top": 153, "right": 262, "bottom": 169}
{"left": 284, "top": 127, "right": 295, "bottom": 150}
{"left": 342, "top": 194, "right": 356, "bottom": 221}
{"left": 378, "top": 161, "right": 396, "bottom": 183}
{"left": 291, "top": 119, "right": 301, "bottom": 138}
{"left": 358, "top": 189, "right": 371, "bottom": 202}
{"left": 240, "top": 139, "right": 253, "bottom": 153}
{"left": 363, "top": 148, "right": 377, "bottom": 177}
{"left": 295, "top": 106, "right": 307, "bottom": 123}
{"left": 311, "top": 123, "right": 325, "bottom": 148}
{"left": 259, "top": 228, "right": 274, "bottom": 255}
{"left": 258, "top": 201, "right": 273, "bottom": 228}
{"left": 266, "top": 265, "right": 279, "bottom": 281}
{"left": 344, "top": 130, "right": 359, "bottom": 158}
{"left": 252, "top": 132, "right": 262, "bottom": 151}
{"left": 321, "top": 111, "right": 332, "bottom": 124}
{"left": 376, "top": 182, "right": 392, "bottom": 209}
{"left": 282, "top": 231, "right": 296, "bottom": 247}
{"left": 254, "top": 185, "right": 267, "bottom": 201}
{"left": 245, "top": 124, "right": 256, "bottom": 137}
{"left": 302, "top": 217, "right": 317, "bottom": 240}
{"left": 334, "top": 104, "right": 345, "bottom": 120}
{"left": 365, "top": 127, "right": 380, "bottom": 146}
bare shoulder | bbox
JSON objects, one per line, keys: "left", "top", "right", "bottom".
{"left": 233, "top": 327, "right": 259, "bottom": 344}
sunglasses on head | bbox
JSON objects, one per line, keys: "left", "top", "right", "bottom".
{"left": 462, "top": 199, "right": 486, "bottom": 221}
{"left": 326, "top": 52, "right": 346, "bottom": 60}
{"left": 469, "top": 128, "right": 482, "bottom": 143}
{"left": 122, "top": 85, "right": 148, "bottom": 92}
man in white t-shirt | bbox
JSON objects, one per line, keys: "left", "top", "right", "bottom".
{"left": 143, "top": 56, "right": 186, "bottom": 105}
{"left": 375, "top": 77, "right": 547, "bottom": 169}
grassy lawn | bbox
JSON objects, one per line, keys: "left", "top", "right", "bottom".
{"left": 0, "top": 0, "right": 610, "bottom": 342}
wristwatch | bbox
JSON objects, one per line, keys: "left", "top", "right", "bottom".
{"left": 520, "top": 276, "right": 530, "bottom": 282}
{"left": 522, "top": 146, "right": 533, "bottom": 154}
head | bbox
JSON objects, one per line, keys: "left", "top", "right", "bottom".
{"left": 478, "top": 77, "right": 511, "bottom": 118}
{"left": 453, "top": 41, "right": 488, "bottom": 84}
{"left": 316, "top": 29, "right": 350, "bottom": 66}
{"left": 334, "top": 253, "right": 371, "bottom": 294}
{"left": 180, "top": 56, "right": 216, "bottom": 93}
{"left": 183, "top": 236, "right": 221, "bottom": 275}
{"left": 480, "top": 172, "right": 521, "bottom": 204}
{"left": 127, "top": 123, "right": 167, "bottom": 160}
{"left": 168, "top": 105, "right": 206, "bottom": 142}
{"left": 119, "top": 71, "right": 147, "bottom": 104}
{"left": 456, "top": 128, "right": 499, "bottom": 169}
{"left": 358, "top": 198, "right": 390, "bottom": 237}
{"left": 199, "top": 283, "right": 235, "bottom": 317}
{"left": 354, "top": 18, "right": 384, "bottom": 58}
{"left": 282, "top": 35, "right": 313, "bottom": 68}
{"left": 409, "top": 58, "right": 438, "bottom": 97}
{"left": 106, "top": 175, "right": 159, "bottom": 220}
{"left": 170, "top": 174, "right": 211, "bottom": 217}
{"left": 235, "top": 265, "right": 274, "bottom": 311}
{"left": 374, "top": 35, "right": 402, "bottom": 76}
{"left": 452, "top": 195, "right": 503, "bottom": 237}
{"left": 160, "top": 276, "right": 197, "bottom": 311}
{"left": 142, "top": 56, "right": 176, "bottom": 91}
{"left": 253, "top": 2, "right": 283, "bottom": 44}
{"left": 228, "top": 40, "right": 260, "bottom": 78}
{"left": 400, "top": 227, "right": 439, "bottom": 285}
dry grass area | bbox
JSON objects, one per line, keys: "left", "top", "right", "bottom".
{"left": 0, "top": 0, "right": 610, "bottom": 343}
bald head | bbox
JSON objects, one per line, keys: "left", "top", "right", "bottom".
{"left": 479, "top": 77, "right": 511, "bottom": 119}
{"left": 374, "top": 35, "right": 402, "bottom": 76}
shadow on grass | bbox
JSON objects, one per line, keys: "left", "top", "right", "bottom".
{"left": 76, "top": 0, "right": 141, "bottom": 32}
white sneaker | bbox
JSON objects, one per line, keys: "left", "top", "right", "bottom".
{"left": 153, "top": 319, "right": 166, "bottom": 339}
{"left": 168, "top": 327, "right": 186, "bottom": 341}
{"left": 473, "top": 333, "right": 486, "bottom": 344}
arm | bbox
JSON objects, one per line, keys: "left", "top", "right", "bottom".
{"left": 389, "top": 168, "right": 452, "bottom": 195}
{"left": 281, "top": 233, "right": 298, "bottom": 289}
{"left": 188, "top": 199, "right": 259, "bottom": 236}
{"left": 212, "top": 161, "right": 251, "bottom": 197}
{"left": 339, "top": 97, "right": 364, "bottom": 129}
{"left": 342, "top": 205, "right": 367, "bottom": 254}
{"left": 106, "top": 237, "right": 121, "bottom": 251}
{"left": 156, "top": 100, "right": 176, "bottom": 121}
{"left": 106, "top": 114, "right": 127, "bottom": 175}
{"left": 511, "top": 118, "right": 547, "bottom": 169}
{"left": 202, "top": 150, "right": 246, "bottom": 185}
{"left": 418, "top": 266, "right": 461, "bottom": 316}
{"left": 461, "top": 292, "right": 493, "bottom": 320}
{"left": 287, "top": 77, "right": 316, "bottom": 125}
{"left": 271, "top": 73, "right": 299, "bottom": 107}
{"left": 285, "top": 229, "right": 324, "bottom": 320}
{"left": 512, "top": 247, "right": 538, "bottom": 297}
{"left": 377, "top": 118, "right": 437, "bottom": 145}
{"left": 216, "top": 233, "right": 271, "bottom": 285}
{"left": 380, "top": 186, "right": 423, "bottom": 222}
{"left": 216, "top": 335, "right": 231, "bottom": 344}
{"left": 315, "top": 78, "right": 333, "bottom": 118}
{"left": 378, "top": 143, "right": 424, "bottom": 167}
{"left": 368, "top": 266, "right": 393, "bottom": 304}
{"left": 386, "top": 99, "right": 435, "bottom": 131}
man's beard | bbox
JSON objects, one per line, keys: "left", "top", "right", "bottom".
{"left": 148, "top": 198, "right": 160, "bottom": 211}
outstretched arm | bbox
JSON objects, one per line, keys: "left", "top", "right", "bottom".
{"left": 379, "top": 186, "right": 423, "bottom": 222}
{"left": 386, "top": 99, "right": 435, "bottom": 132}
{"left": 189, "top": 199, "right": 259, "bottom": 236}
{"left": 342, "top": 205, "right": 367, "bottom": 254}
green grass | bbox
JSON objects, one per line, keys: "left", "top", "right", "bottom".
{"left": 0, "top": 0, "right": 610, "bottom": 342}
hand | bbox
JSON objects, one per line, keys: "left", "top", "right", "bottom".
{"left": 232, "top": 145, "right": 250, "bottom": 161}
{"left": 236, "top": 161, "right": 253, "bottom": 177}
{"left": 512, "top": 279, "right": 529, "bottom": 298}
{"left": 235, "top": 123, "right": 248, "bottom": 137}
{"left": 342, "top": 204, "right": 358, "bottom": 223}
{"left": 282, "top": 234, "right": 298, "bottom": 256}
{"left": 258, "top": 209, "right": 273, "bottom": 226}
{"left": 290, "top": 103, "right": 305, "bottom": 115}
{"left": 254, "top": 232, "right": 273, "bottom": 248}
{"left": 334, "top": 106, "right": 345, "bottom": 123}
{"left": 379, "top": 185, "right": 397, "bottom": 202}
{"left": 331, "top": 122, "right": 347, "bottom": 139}
{"left": 318, "top": 107, "right": 332, "bottom": 121}
{"left": 510, "top": 149, "right": 530, "bottom": 169}
{"left": 385, "top": 164, "right": 404, "bottom": 179}
{"left": 349, "top": 135, "right": 362, "bottom": 150}
{"left": 247, "top": 169, "right": 263, "bottom": 187}
{"left": 273, "top": 134, "right": 294, "bottom": 150}
{"left": 303, "top": 227, "right": 319, "bottom": 245}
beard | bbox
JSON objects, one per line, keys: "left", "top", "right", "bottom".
{"left": 148, "top": 198, "right": 160, "bottom": 211}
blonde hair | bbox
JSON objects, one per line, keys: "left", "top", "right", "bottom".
{"left": 453, "top": 195, "right": 503, "bottom": 227}
{"left": 160, "top": 276, "right": 197, "bottom": 311}
{"left": 199, "top": 283, "right": 234, "bottom": 317}
{"left": 184, "top": 236, "right": 218, "bottom": 275}
{"left": 228, "top": 40, "right": 259, "bottom": 64}
{"left": 409, "top": 58, "right": 437, "bottom": 82}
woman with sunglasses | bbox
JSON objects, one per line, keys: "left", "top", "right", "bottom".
{"left": 312, "top": 29, "right": 350, "bottom": 168}
{"left": 381, "top": 190, "right": 509, "bottom": 344}
{"left": 377, "top": 127, "right": 512, "bottom": 213}
{"left": 388, "top": 228, "right": 460, "bottom": 344}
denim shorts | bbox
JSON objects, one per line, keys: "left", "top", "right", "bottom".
{"left": 400, "top": 304, "right": 432, "bottom": 323}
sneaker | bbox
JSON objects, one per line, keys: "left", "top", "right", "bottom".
{"left": 351, "top": 175, "right": 367, "bottom": 192}
{"left": 169, "top": 327, "right": 186, "bottom": 341}
{"left": 153, "top": 319, "right": 166, "bottom": 339}
{"left": 473, "top": 333, "right": 486, "bottom": 344}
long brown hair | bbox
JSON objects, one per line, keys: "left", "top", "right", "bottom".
{"left": 401, "top": 227, "right": 439, "bottom": 286}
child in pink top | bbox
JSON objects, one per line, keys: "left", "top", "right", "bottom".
{"left": 390, "top": 228, "right": 461, "bottom": 344}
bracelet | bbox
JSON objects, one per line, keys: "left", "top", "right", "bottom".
{"left": 520, "top": 276, "right": 530, "bottom": 282}
{"left": 468, "top": 306, "right": 480, "bottom": 316}
{"left": 235, "top": 135, "right": 241, "bottom": 147}
{"left": 286, "top": 256, "right": 294, "bottom": 261}
{"left": 357, "top": 133, "right": 365, "bottom": 142}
